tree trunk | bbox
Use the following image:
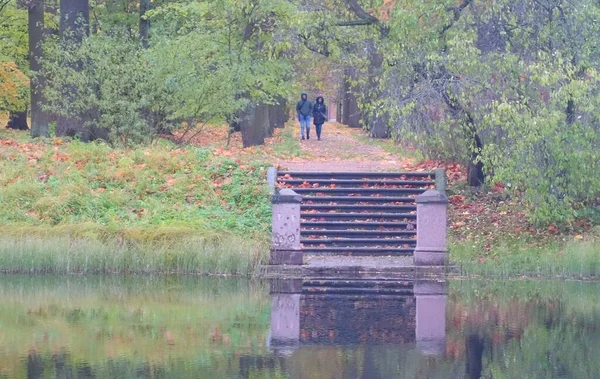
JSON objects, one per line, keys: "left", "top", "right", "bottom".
{"left": 269, "top": 98, "right": 287, "bottom": 131}
{"left": 57, "top": 0, "right": 89, "bottom": 138}
{"left": 6, "top": 111, "right": 29, "bottom": 130}
{"left": 27, "top": 352, "right": 45, "bottom": 378}
{"left": 465, "top": 334, "right": 484, "bottom": 379}
{"left": 566, "top": 98, "right": 575, "bottom": 126}
{"left": 369, "top": 114, "right": 389, "bottom": 138}
{"left": 341, "top": 68, "right": 361, "bottom": 128}
{"left": 238, "top": 103, "right": 265, "bottom": 148}
{"left": 256, "top": 103, "right": 271, "bottom": 140}
{"left": 267, "top": 105, "right": 277, "bottom": 137}
{"left": 60, "top": 0, "right": 89, "bottom": 42}
{"left": 467, "top": 132, "right": 485, "bottom": 187}
{"left": 365, "top": 42, "right": 390, "bottom": 138}
{"left": 29, "top": 0, "right": 49, "bottom": 138}
{"left": 139, "top": 0, "right": 150, "bottom": 48}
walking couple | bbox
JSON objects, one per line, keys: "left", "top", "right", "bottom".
{"left": 296, "top": 92, "right": 327, "bottom": 140}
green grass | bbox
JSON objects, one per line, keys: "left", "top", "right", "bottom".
{"left": 272, "top": 126, "right": 304, "bottom": 158}
{"left": 0, "top": 130, "right": 271, "bottom": 275}
{"left": 450, "top": 236, "right": 600, "bottom": 279}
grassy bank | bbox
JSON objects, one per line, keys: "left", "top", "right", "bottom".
{"left": 357, "top": 131, "right": 600, "bottom": 279}
{"left": 0, "top": 129, "right": 272, "bottom": 275}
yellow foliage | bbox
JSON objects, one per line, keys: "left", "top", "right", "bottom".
{"left": 0, "top": 61, "right": 30, "bottom": 111}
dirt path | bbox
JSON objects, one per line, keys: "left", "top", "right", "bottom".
{"left": 277, "top": 122, "right": 416, "bottom": 172}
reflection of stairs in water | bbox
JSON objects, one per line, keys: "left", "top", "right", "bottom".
{"left": 300, "top": 279, "right": 416, "bottom": 345}
{"left": 276, "top": 171, "right": 436, "bottom": 256}
{"left": 269, "top": 278, "right": 448, "bottom": 356}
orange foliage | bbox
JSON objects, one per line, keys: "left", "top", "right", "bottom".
{"left": 0, "top": 61, "right": 29, "bottom": 111}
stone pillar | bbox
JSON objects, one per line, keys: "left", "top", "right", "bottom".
{"left": 413, "top": 189, "right": 448, "bottom": 266}
{"left": 270, "top": 188, "right": 303, "bottom": 265}
{"left": 414, "top": 281, "right": 448, "bottom": 356}
{"left": 434, "top": 168, "right": 447, "bottom": 193}
{"left": 269, "top": 279, "right": 302, "bottom": 353}
{"left": 267, "top": 167, "right": 277, "bottom": 194}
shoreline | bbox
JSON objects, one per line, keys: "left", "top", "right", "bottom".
{"left": 0, "top": 232, "right": 599, "bottom": 280}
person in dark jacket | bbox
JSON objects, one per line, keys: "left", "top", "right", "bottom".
{"left": 312, "top": 96, "right": 327, "bottom": 140}
{"left": 296, "top": 92, "right": 313, "bottom": 140}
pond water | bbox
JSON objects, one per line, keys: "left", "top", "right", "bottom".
{"left": 0, "top": 276, "right": 598, "bottom": 379}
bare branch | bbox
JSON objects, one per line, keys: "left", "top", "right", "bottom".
{"left": 441, "top": 0, "right": 473, "bottom": 35}
{"left": 337, "top": 20, "right": 373, "bottom": 27}
{"left": 344, "top": 0, "right": 379, "bottom": 24}
{"left": 342, "top": 0, "right": 389, "bottom": 36}
{"left": 298, "top": 32, "right": 330, "bottom": 57}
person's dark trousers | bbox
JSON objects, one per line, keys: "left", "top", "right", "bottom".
{"left": 315, "top": 124, "right": 323, "bottom": 140}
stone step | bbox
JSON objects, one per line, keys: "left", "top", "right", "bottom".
{"left": 302, "top": 286, "right": 414, "bottom": 296}
{"left": 302, "top": 196, "right": 416, "bottom": 204}
{"left": 302, "top": 238, "right": 416, "bottom": 246}
{"left": 301, "top": 230, "right": 416, "bottom": 237}
{"left": 278, "top": 178, "right": 434, "bottom": 187}
{"left": 301, "top": 294, "right": 415, "bottom": 300}
{"left": 277, "top": 171, "right": 434, "bottom": 179}
{"left": 301, "top": 221, "right": 414, "bottom": 230}
{"left": 293, "top": 187, "right": 427, "bottom": 195}
{"left": 301, "top": 204, "right": 416, "bottom": 213}
{"left": 301, "top": 212, "right": 417, "bottom": 221}
{"left": 300, "top": 247, "right": 414, "bottom": 255}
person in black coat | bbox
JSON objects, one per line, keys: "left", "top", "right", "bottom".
{"left": 312, "top": 96, "right": 327, "bottom": 140}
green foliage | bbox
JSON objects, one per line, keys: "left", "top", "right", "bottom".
{"left": 0, "top": 1, "right": 28, "bottom": 67}
{"left": 147, "top": 0, "right": 296, "bottom": 107}
{"left": 0, "top": 1, "right": 29, "bottom": 112}
{"left": 372, "top": 0, "right": 600, "bottom": 224}
{"left": 40, "top": 0, "right": 297, "bottom": 145}
{"left": 42, "top": 32, "right": 155, "bottom": 145}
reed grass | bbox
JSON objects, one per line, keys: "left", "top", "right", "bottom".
{"left": 450, "top": 237, "right": 600, "bottom": 279}
{"left": 0, "top": 227, "right": 269, "bottom": 275}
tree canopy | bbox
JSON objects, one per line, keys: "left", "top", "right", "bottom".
{"left": 1, "top": 0, "right": 600, "bottom": 224}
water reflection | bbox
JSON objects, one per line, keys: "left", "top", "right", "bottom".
{"left": 0, "top": 276, "right": 599, "bottom": 378}
{"left": 266, "top": 278, "right": 452, "bottom": 378}
{"left": 269, "top": 279, "right": 447, "bottom": 353}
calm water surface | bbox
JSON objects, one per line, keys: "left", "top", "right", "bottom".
{"left": 0, "top": 275, "right": 598, "bottom": 379}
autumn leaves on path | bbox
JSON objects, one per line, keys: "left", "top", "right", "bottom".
{"left": 277, "top": 122, "right": 420, "bottom": 172}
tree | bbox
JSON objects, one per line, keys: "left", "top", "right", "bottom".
{"left": 28, "top": 0, "right": 48, "bottom": 137}
{"left": 378, "top": 0, "right": 600, "bottom": 221}
{"left": 1, "top": 0, "right": 29, "bottom": 129}
{"left": 56, "top": 0, "right": 89, "bottom": 138}
{"left": 148, "top": 0, "right": 295, "bottom": 147}
{"left": 139, "top": 0, "right": 150, "bottom": 48}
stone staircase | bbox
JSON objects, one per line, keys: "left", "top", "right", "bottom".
{"left": 275, "top": 170, "right": 438, "bottom": 256}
